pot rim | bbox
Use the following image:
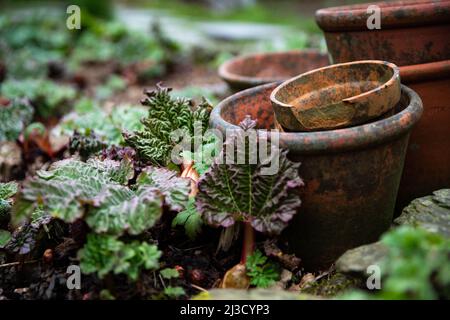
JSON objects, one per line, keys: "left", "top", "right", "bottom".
{"left": 211, "top": 83, "right": 423, "bottom": 154}
{"left": 270, "top": 60, "right": 400, "bottom": 109}
{"left": 218, "top": 49, "right": 328, "bottom": 87}
{"left": 400, "top": 59, "right": 450, "bottom": 83}
{"left": 316, "top": 0, "right": 450, "bottom": 31}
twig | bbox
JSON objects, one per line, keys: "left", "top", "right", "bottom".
{"left": 159, "top": 274, "right": 166, "bottom": 289}
{"left": 0, "top": 260, "right": 38, "bottom": 269}
{"left": 190, "top": 284, "right": 208, "bottom": 292}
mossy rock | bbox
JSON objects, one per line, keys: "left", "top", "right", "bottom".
{"left": 301, "top": 272, "right": 363, "bottom": 297}
{"left": 335, "top": 242, "right": 388, "bottom": 275}
{"left": 394, "top": 189, "right": 450, "bottom": 238}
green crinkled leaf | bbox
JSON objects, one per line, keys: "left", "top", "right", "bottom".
{"left": 13, "top": 157, "right": 164, "bottom": 237}
{"left": 196, "top": 116, "right": 303, "bottom": 235}
{"left": 1, "top": 79, "right": 76, "bottom": 118}
{"left": 0, "top": 99, "right": 33, "bottom": 142}
{"left": 0, "top": 181, "right": 19, "bottom": 225}
{"left": 0, "top": 12, "right": 70, "bottom": 79}
{"left": 55, "top": 102, "right": 147, "bottom": 147}
{"left": 172, "top": 196, "right": 203, "bottom": 239}
{"left": 124, "top": 84, "right": 212, "bottom": 166}
{"left": 79, "top": 234, "right": 161, "bottom": 281}
{"left": 86, "top": 185, "right": 162, "bottom": 235}
{"left": 0, "top": 181, "right": 18, "bottom": 200}
{"left": 137, "top": 166, "right": 191, "bottom": 212}
{"left": 13, "top": 158, "right": 134, "bottom": 225}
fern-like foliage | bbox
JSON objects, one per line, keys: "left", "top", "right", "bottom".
{"left": 124, "top": 83, "right": 212, "bottom": 166}
{"left": 78, "top": 234, "right": 161, "bottom": 280}
{"left": 69, "top": 130, "right": 107, "bottom": 161}
{"left": 0, "top": 99, "right": 33, "bottom": 142}
{"left": 246, "top": 250, "right": 280, "bottom": 288}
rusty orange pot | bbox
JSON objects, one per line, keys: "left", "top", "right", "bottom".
{"left": 210, "top": 83, "right": 423, "bottom": 269}
{"left": 315, "top": 0, "right": 450, "bottom": 66}
{"left": 270, "top": 60, "right": 400, "bottom": 131}
{"left": 315, "top": 0, "right": 450, "bottom": 211}
{"left": 218, "top": 50, "right": 329, "bottom": 91}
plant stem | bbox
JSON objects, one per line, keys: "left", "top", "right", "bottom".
{"left": 240, "top": 221, "right": 255, "bottom": 265}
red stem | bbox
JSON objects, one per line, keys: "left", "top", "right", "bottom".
{"left": 240, "top": 221, "right": 255, "bottom": 264}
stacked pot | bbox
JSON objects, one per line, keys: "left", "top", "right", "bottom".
{"left": 214, "top": 64, "right": 423, "bottom": 269}
{"left": 315, "top": 0, "right": 450, "bottom": 211}
{"left": 213, "top": 0, "right": 450, "bottom": 269}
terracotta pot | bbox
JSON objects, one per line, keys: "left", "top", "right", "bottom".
{"left": 210, "top": 83, "right": 423, "bottom": 269}
{"left": 315, "top": 0, "right": 450, "bottom": 66}
{"left": 218, "top": 50, "right": 329, "bottom": 91}
{"left": 315, "top": 0, "right": 450, "bottom": 211}
{"left": 270, "top": 60, "right": 400, "bottom": 131}
{"left": 395, "top": 60, "right": 450, "bottom": 210}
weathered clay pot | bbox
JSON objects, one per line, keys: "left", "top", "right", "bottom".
{"left": 210, "top": 83, "right": 423, "bottom": 269}
{"left": 395, "top": 60, "right": 450, "bottom": 210}
{"left": 315, "top": 0, "right": 450, "bottom": 66}
{"left": 315, "top": 0, "right": 450, "bottom": 211}
{"left": 270, "top": 60, "right": 400, "bottom": 131}
{"left": 218, "top": 50, "right": 329, "bottom": 91}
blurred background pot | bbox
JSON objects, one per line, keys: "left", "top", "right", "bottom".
{"left": 210, "top": 83, "right": 423, "bottom": 269}
{"left": 270, "top": 60, "right": 400, "bottom": 131}
{"left": 315, "top": 0, "right": 450, "bottom": 66}
{"left": 218, "top": 50, "right": 329, "bottom": 91}
{"left": 315, "top": 0, "right": 450, "bottom": 211}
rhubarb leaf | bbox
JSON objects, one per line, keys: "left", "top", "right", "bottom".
{"left": 196, "top": 116, "right": 303, "bottom": 235}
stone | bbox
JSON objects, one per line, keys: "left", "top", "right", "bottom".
{"left": 300, "top": 272, "right": 362, "bottom": 297}
{"left": 335, "top": 242, "right": 388, "bottom": 275}
{"left": 394, "top": 189, "right": 450, "bottom": 238}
